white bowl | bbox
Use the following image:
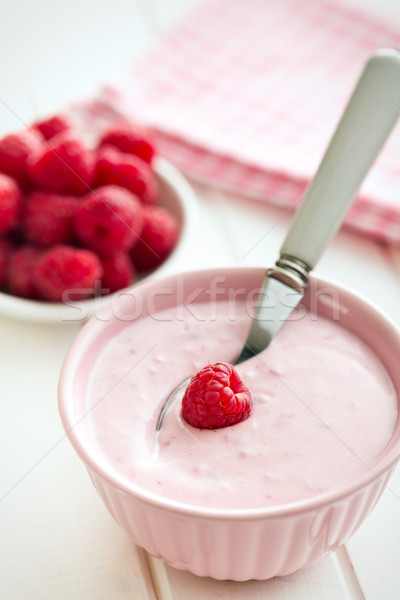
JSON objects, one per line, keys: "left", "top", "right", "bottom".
{"left": 0, "top": 158, "right": 197, "bottom": 323}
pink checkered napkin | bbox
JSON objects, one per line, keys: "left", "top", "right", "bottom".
{"left": 90, "top": 0, "right": 400, "bottom": 244}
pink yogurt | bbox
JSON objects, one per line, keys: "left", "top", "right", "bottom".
{"left": 86, "top": 295, "right": 397, "bottom": 510}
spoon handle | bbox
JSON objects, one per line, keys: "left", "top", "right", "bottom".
{"left": 281, "top": 48, "right": 400, "bottom": 269}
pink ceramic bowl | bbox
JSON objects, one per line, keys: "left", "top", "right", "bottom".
{"left": 58, "top": 267, "right": 400, "bottom": 581}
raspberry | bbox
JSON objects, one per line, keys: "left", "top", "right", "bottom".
{"left": 94, "top": 145, "right": 158, "bottom": 204}
{"left": 32, "top": 114, "right": 70, "bottom": 140}
{"left": 8, "top": 246, "right": 41, "bottom": 299}
{"left": 0, "top": 174, "right": 23, "bottom": 235}
{"left": 23, "top": 191, "right": 79, "bottom": 247}
{"left": 0, "top": 238, "right": 13, "bottom": 288}
{"left": 182, "top": 362, "right": 252, "bottom": 430}
{"left": 98, "top": 121, "right": 155, "bottom": 164}
{"left": 33, "top": 244, "right": 103, "bottom": 302}
{"left": 100, "top": 251, "right": 135, "bottom": 293}
{"left": 29, "top": 131, "right": 95, "bottom": 195}
{"left": 0, "top": 129, "right": 43, "bottom": 188}
{"left": 130, "top": 205, "right": 179, "bottom": 271}
{"left": 75, "top": 185, "right": 144, "bottom": 254}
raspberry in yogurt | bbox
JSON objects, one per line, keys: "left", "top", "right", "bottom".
{"left": 86, "top": 299, "right": 397, "bottom": 510}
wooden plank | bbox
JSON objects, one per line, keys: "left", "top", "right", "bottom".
{"left": 146, "top": 555, "right": 175, "bottom": 600}
{"left": 149, "top": 553, "right": 353, "bottom": 600}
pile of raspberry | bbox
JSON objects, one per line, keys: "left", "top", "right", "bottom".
{"left": 0, "top": 115, "right": 179, "bottom": 302}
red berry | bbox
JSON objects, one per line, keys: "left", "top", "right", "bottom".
{"left": 182, "top": 362, "right": 252, "bottom": 430}
{"left": 0, "top": 174, "right": 23, "bottom": 235}
{"left": 8, "top": 246, "right": 41, "bottom": 299}
{"left": 0, "top": 129, "right": 43, "bottom": 187}
{"left": 23, "top": 191, "right": 79, "bottom": 247}
{"left": 0, "top": 238, "right": 13, "bottom": 288}
{"left": 32, "top": 114, "right": 70, "bottom": 140}
{"left": 33, "top": 245, "right": 103, "bottom": 302}
{"left": 75, "top": 185, "right": 144, "bottom": 254}
{"left": 29, "top": 131, "right": 95, "bottom": 194}
{"left": 100, "top": 251, "right": 135, "bottom": 293}
{"left": 130, "top": 205, "right": 178, "bottom": 272}
{"left": 98, "top": 121, "right": 155, "bottom": 164}
{"left": 94, "top": 145, "right": 158, "bottom": 204}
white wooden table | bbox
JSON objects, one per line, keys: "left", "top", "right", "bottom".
{"left": 1, "top": 0, "right": 400, "bottom": 598}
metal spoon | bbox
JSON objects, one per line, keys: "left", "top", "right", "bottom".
{"left": 157, "top": 48, "right": 400, "bottom": 431}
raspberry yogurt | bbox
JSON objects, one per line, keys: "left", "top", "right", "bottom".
{"left": 84, "top": 278, "right": 398, "bottom": 511}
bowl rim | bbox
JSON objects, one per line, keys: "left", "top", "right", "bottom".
{"left": 58, "top": 266, "right": 400, "bottom": 521}
{"left": 0, "top": 157, "right": 198, "bottom": 324}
